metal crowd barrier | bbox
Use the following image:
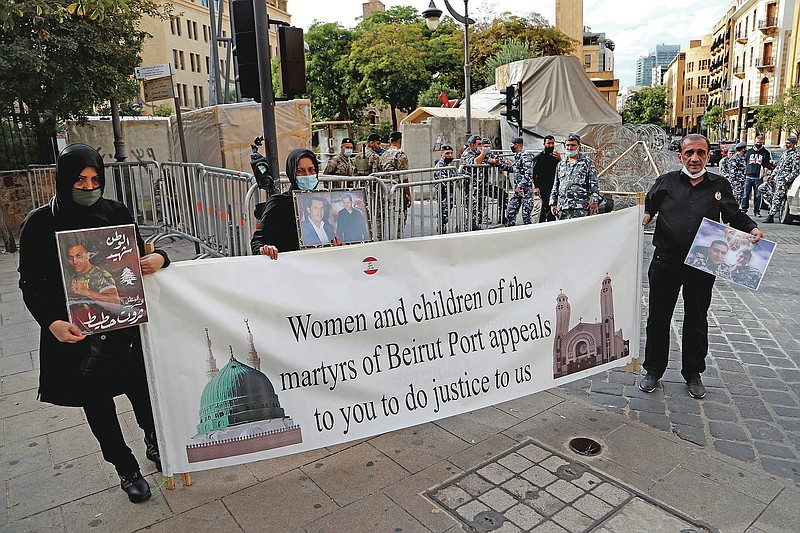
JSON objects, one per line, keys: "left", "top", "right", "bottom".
{"left": 157, "top": 163, "right": 212, "bottom": 255}
{"left": 457, "top": 164, "right": 511, "bottom": 231}
{"left": 106, "top": 161, "right": 162, "bottom": 233}
{"left": 196, "top": 166, "right": 258, "bottom": 257}
{"left": 26, "top": 164, "right": 57, "bottom": 209}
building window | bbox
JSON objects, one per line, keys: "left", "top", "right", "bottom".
{"left": 175, "top": 17, "right": 181, "bottom": 36}
{"left": 699, "top": 76, "right": 708, "bottom": 88}
{"left": 199, "top": 86, "right": 205, "bottom": 107}
{"left": 193, "top": 21, "right": 198, "bottom": 40}
{"left": 193, "top": 86, "right": 199, "bottom": 107}
{"left": 206, "top": 56, "right": 210, "bottom": 74}
{"left": 179, "top": 50, "right": 185, "bottom": 70}
{"left": 203, "top": 25, "right": 208, "bottom": 43}
{"left": 170, "top": 19, "right": 175, "bottom": 35}
{"left": 686, "top": 78, "right": 693, "bottom": 90}
{"left": 182, "top": 84, "right": 189, "bottom": 106}
{"left": 584, "top": 54, "right": 591, "bottom": 68}
{"left": 173, "top": 49, "right": 179, "bottom": 70}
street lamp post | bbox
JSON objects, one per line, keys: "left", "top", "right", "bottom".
{"left": 423, "top": 0, "right": 475, "bottom": 143}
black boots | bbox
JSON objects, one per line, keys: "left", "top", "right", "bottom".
{"left": 144, "top": 431, "right": 162, "bottom": 472}
{"left": 763, "top": 214, "right": 775, "bottom": 223}
{"left": 120, "top": 470, "right": 151, "bottom": 503}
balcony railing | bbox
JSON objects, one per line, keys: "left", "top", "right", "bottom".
{"left": 758, "top": 17, "right": 778, "bottom": 31}
{"left": 734, "top": 30, "right": 748, "bottom": 43}
{"left": 756, "top": 56, "right": 776, "bottom": 68}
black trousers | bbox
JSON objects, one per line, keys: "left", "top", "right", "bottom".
{"left": 82, "top": 347, "right": 156, "bottom": 476}
{"left": 644, "top": 252, "right": 716, "bottom": 380}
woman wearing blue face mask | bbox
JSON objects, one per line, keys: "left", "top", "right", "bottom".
{"left": 251, "top": 148, "right": 322, "bottom": 257}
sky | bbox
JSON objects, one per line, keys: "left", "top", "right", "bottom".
{"left": 288, "top": 0, "right": 733, "bottom": 88}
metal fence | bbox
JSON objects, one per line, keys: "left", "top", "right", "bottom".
{"left": 24, "top": 159, "right": 535, "bottom": 257}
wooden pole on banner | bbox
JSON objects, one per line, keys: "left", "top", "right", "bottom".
{"left": 625, "top": 189, "right": 647, "bottom": 375}
{"left": 163, "top": 473, "right": 193, "bottom": 490}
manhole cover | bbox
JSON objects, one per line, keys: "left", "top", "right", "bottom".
{"left": 569, "top": 437, "right": 602, "bottom": 456}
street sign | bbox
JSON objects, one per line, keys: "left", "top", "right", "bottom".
{"left": 135, "top": 63, "right": 172, "bottom": 80}
{"left": 143, "top": 76, "right": 174, "bottom": 102}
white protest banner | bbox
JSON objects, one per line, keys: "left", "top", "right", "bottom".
{"left": 142, "top": 206, "right": 643, "bottom": 475}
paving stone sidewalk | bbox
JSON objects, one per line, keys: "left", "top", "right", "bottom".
{"left": 1, "top": 228, "right": 799, "bottom": 533}
{"left": 562, "top": 222, "right": 800, "bottom": 485}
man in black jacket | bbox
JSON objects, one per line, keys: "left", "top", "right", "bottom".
{"left": 640, "top": 134, "right": 763, "bottom": 399}
{"left": 533, "top": 135, "right": 561, "bottom": 222}
{"left": 741, "top": 134, "right": 772, "bottom": 217}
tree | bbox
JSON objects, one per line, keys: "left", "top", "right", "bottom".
{"left": 0, "top": 0, "right": 169, "bottom": 161}
{"left": 485, "top": 38, "right": 538, "bottom": 86}
{"left": 304, "top": 22, "right": 361, "bottom": 122}
{"left": 417, "top": 80, "right": 460, "bottom": 107}
{"left": 754, "top": 85, "right": 800, "bottom": 135}
{"left": 621, "top": 86, "right": 667, "bottom": 127}
{"left": 348, "top": 21, "right": 431, "bottom": 130}
{"left": 703, "top": 104, "right": 723, "bottom": 136}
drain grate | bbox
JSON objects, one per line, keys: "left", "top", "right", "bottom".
{"left": 425, "top": 439, "right": 709, "bottom": 533}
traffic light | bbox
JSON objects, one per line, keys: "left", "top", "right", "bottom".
{"left": 510, "top": 81, "right": 522, "bottom": 125}
{"left": 745, "top": 108, "right": 757, "bottom": 129}
{"left": 500, "top": 85, "right": 516, "bottom": 123}
{"left": 232, "top": 0, "right": 260, "bottom": 100}
{"left": 278, "top": 26, "right": 307, "bottom": 97}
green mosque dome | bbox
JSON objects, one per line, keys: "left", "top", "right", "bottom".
{"left": 196, "top": 355, "right": 286, "bottom": 435}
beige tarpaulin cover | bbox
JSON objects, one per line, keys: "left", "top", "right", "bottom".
{"left": 496, "top": 56, "right": 621, "bottom": 147}
{"left": 402, "top": 106, "right": 496, "bottom": 123}
{"left": 170, "top": 100, "right": 312, "bottom": 173}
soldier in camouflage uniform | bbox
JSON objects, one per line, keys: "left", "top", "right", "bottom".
{"left": 354, "top": 133, "right": 383, "bottom": 176}
{"left": 460, "top": 135, "right": 490, "bottom": 230}
{"left": 719, "top": 146, "right": 731, "bottom": 180}
{"left": 727, "top": 142, "right": 747, "bottom": 206}
{"left": 686, "top": 240, "right": 732, "bottom": 278}
{"left": 491, "top": 136, "right": 535, "bottom": 226}
{"left": 66, "top": 242, "right": 120, "bottom": 307}
{"left": 433, "top": 145, "right": 458, "bottom": 233}
{"left": 728, "top": 248, "right": 761, "bottom": 289}
{"left": 324, "top": 138, "right": 356, "bottom": 177}
{"left": 763, "top": 135, "right": 800, "bottom": 223}
{"left": 378, "top": 131, "right": 411, "bottom": 237}
{"left": 549, "top": 133, "right": 601, "bottom": 220}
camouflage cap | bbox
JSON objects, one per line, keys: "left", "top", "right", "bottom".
{"left": 510, "top": 136, "right": 523, "bottom": 144}
{"left": 735, "top": 142, "right": 747, "bottom": 151}
{"left": 787, "top": 135, "right": 798, "bottom": 144}
{"left": 367, "top": 133, "right": 382, "bottom": 142}
{"left": 565, "top": 132, "right": 581, "bottom": 143}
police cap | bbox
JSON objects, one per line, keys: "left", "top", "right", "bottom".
{"left": 565, "top": 132, "right": 581, "bottom": 143}
{"left": 367, "top": 133, "right": 382, "bottom": 142}
{"left": 511, "top": 136, "right": 524, "bottom": 145}
{"left": 787, "top": 135, "right": 798, "bottom": 144}
{"left": 735, "top": 142, "right": 747, "bottom": 151}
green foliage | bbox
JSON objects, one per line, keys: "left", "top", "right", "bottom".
{"left": 756, "top": 85, "right": 800, "bottom": 135}
{"left": 303, "top": 8, "right": 572, "bottom": 127}
{"left": 621, "top": 86, "right": 667, "bottom": 127}
{"left": 0, "top": 0, "right": 169, "bottom": 134}
{"left": 153, "top": 103, "right": 172, "bottom": 117}
{"left": 703, "top": 105, "right": 723, "bottom": 131}
{"left": 417, "top": 80, "right": 460, "bottom": 108}
{"left": 485, "top": 38, "right": 538, "bottom": 85}
{"left": 348, "top": 21, "right": 431, "bottom": 130}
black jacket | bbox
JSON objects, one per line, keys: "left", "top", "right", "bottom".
{"left": 18, "top": 144, "right": 169, "bottom": 406}
{"left": 744, "top": 147, "right": 771, "bottom": 178}
{"left": 645, "top": 169, "right": 757, "bottom": 262}
{"left": 532, "top": 150, "right": 559, "bottom": 201}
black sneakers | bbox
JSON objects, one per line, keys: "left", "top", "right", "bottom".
{"left": 120, "top": 470, "right": 151, "bottom": 503}
{"left": 763, "top": 214, "right": 775, "bottom": 223}
{"left": 686, "top": 375, "right": 706, "bottom": 399}
{"left": 638, "top": 373, "right": 659, "bottom": 393}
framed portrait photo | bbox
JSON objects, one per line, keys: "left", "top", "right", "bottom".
{"left": 293, "top": 188, "right": 372, "bottom": 249}
{"left": 56, "top": 224, "right": 148, "bottom": 334}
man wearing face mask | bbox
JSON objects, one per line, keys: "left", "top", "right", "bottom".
{"left": 251, "top": 148, "right": 325, "bottom": 256}
{"left": 460, "top": 135, "right": 490, "bottom": 230}
{"left": 490, "top": 136, "right": 535, "bottom": 226}
{"left": 325, "top": 138, "right": 356, "bottom": 177}
{"left": 433, "top": 144, "right": 458, "bottom": 233}
{"left": 549, "top": 133, "right": 601, "bottom": 220}
{"left": 533, "top": 135, "right": 561, "bottom": 222}
{"left": 741, "top": 134, "right": 772, "bottom": 217}
{"left": 640, "top": 134, "right": 763, "bottom": 399}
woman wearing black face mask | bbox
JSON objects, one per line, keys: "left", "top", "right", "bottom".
{"left": 250, "top": 148, "right": 321, "bottom": 257}
{"left": 433, "top": 145, "right": 459, "bottom": 233}
{"left": 18, "top": 143, "right": 170, "bottom": 503}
